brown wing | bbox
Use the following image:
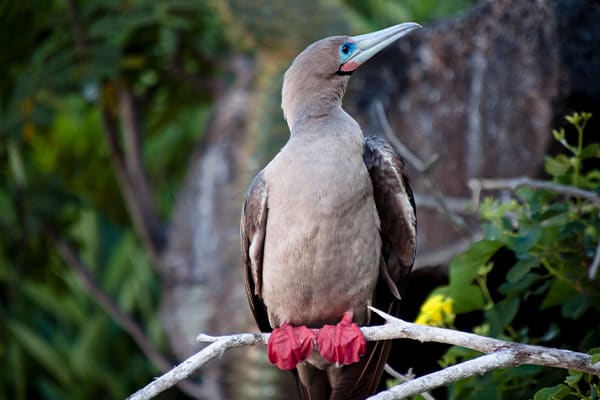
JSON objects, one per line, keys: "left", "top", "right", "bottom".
{"left": 364, "top": 135, "right": 417, "bottom": 286}
{"left": 345, "top": 135, "right": 417, "bottom": 399}
{"left": 241, "top": 171, "right": 271, "bottom": 333}
{"left": 241, "top": 173, "right": 311, "bottom": 400}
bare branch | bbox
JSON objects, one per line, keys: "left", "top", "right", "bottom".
{"left": 367, "top": 307, "right": 598, "bottom": 374}
{"left": 468, "top": 176, "right": 600, "bottom": 207}
{"left": 128, "top": 333, "right": 268, "bottom": 400}
{"left": 413, "top": 193, "right": 474, "bottom": 216}
{"left": 46, "top": 226, "right": 204, "bottom": 398}
{"left": 127, "top": 308, "right": 600, "bottom": 400}
{"left": 100, "top": 97, "right": 165, "bottom": 265}
{"left": 119, "top": 89, "right": 166, "bottom": 252}
{"left": 371, "top": 351, "right": 515, "bottom": 400}
{"left": 373, "top": 101, "right": 433, "bottom": 173}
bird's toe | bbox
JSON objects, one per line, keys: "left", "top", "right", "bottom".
{"left": 316, "top": 312, "right": 366, "bottom": 365}
{"left": 267, "top": 323, "right": 315, "bottom": 370}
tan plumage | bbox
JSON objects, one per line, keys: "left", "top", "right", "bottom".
{"left": 241, "top": 22, "right": 420, "bottom": 399}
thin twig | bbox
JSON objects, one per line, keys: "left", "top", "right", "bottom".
{"left": 100, "top": 100, "right": 164, "bottom": 265}
{"left": 468, "top": 176, "right": 600, "bottom": 207}
{"left": 119, "top": 89, "right": 166, "bottom": 252}
{"left": 413, "top": 193, "right": 475, "bottom": 215}
{"left": 127, "top": 307, "right": 600, "bottom": 400}
{"left": 373, "top": 101, "right": 430, "bottom": 172}
{"left": 384, "top": 365, "right": 437, "bottom": 400}
{"left": 46, "top": 226, "right": 204, "bottom": 398}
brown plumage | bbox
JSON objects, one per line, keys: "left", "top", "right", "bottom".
{"left": 241, "top": 22, "right": 420, "bottom": 399}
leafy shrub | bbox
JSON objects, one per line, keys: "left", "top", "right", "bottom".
{"left": 427, "top": 113, "right": 600, "bottom": 399}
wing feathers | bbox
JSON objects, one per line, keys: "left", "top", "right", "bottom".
{"left": 363, "top": 135, "right": 417, "bottom": 286}
{"left": 241, "top": 172, "right": 271, "bottom": 332}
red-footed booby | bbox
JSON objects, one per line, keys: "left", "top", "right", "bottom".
{"left": 241, "top": 22, "right": 420, "bottom": 399}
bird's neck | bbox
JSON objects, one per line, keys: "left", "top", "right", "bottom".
{"left": 288, "top": 105, "right": 363, "bottom": 142}
{"left": 286, "top": 99, "right": 340, "bottom": 133}
{"left": 282, "top": 76, "right": 348, "bottom": 134}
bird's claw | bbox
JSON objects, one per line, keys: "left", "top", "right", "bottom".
{"left": 316, "top": 312, "right": 366, "bottom": 365}
{"left": 267, "top": 323, "right": 315, "bottom": 370}
{"left": 267, "top": 313, "right": 366, "bottom": 369}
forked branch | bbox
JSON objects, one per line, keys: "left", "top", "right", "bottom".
{"left": 127, "top": 307, "right": 600, "bottom": 400}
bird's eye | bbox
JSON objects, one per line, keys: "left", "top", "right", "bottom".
{"left": 339, "top": 42, "right": 355, "bottom": 62}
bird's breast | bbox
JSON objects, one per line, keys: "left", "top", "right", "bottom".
{"left": 261, "top": 134, "right": 381, "bottom": 328}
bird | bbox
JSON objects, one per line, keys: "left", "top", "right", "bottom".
{"left": 241, "top": 22, "right": 420, "bottom": 399}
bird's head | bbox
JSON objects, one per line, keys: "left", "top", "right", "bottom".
{"left": 281, "top": 22, "right": 421, "bottom": 130}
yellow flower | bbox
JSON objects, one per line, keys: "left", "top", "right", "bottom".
{"left": 415, "top": 294, "right": 455, "bottom": 327}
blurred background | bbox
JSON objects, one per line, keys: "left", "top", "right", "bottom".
{"left": 1, "top": 0, "right": 599, "bottom": 399}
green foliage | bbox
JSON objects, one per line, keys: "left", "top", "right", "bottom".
{"left": 435, "top": 113, "right": 600, "bottom": 398}
{"left": 342, "top": 0, "right": 473, "bottom": 30}
{"left": 0, "top": 1, "right": 227, "bottom": 398}
{"left": 0, "top": 207, "right": 162, "bottom": 399}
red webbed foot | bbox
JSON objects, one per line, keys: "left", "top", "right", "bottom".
{"left": 267, "top": 323, "right": 315, "bottom": 370}
{"left": 316, "top": 311, "right": 366, "bottom": 366}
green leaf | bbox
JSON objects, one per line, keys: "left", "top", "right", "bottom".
{"left": 534, "top": 384, "right": 572, "bottom": 400}
{"left": 581, "top": 143, "right": 600, "bottom": 160}
{"left": 486, "top": 297, "right": 520, "bottom": 335}
{"left": 8, "top": 321, "right": 71, "bottom": 385}
{"left": 507, "top": 224, "right": 541, "bottom": 254}
{"left": 565, "top": 113, "right": 579, "bottom": 125}
{"left": 71, "top": 316, "right": 106, "bottom": 376}
{"left": 7, "top": 141, "right": 27, "bottom": 186}
{"left": 544, "top": 154, "right": 572, "bottom": 177}
{"left": 499, "top": 272, "right": 541, "bottom": 296}
{"left": 552, "top": 128, "right": 565, "bottom": 143}
{"left": 558, "top": 221, "right": 585, "bottom": 242}
{"left": 506, "top": 256, "right": 539, "bottom": 282}
{"left": 561, "top": 295, "right": 588, "bottom": 320}
{"left": 536, "top": 202, "right": 569, "bottom": 222}
{"left": 589, "top": 347, "right": 600, "bottom": 364}
{"left": 449, "top": 240, "right": 503, "bottom": 288}
{"left": 541, "top": 280, "right": 578, "bottom": 310}
{"left": 565, "top": 371, "right": 582, "bottom": 387}
{"left": 435, "top": 285, "right": 485, "bottom": 314}
{"left": 584, "top": 170, "right": 600, "bottom": 186}
{"left": 22, "top": 282, "right": 86, "bottom": 326}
